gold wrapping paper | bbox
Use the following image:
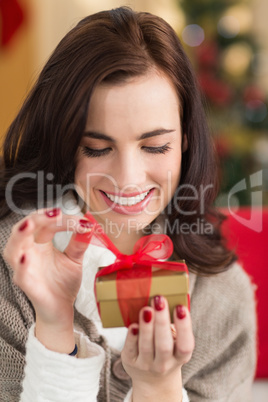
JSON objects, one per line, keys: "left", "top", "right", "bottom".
{"left": 95, "top": 265, "right": 189, "bottom": 328}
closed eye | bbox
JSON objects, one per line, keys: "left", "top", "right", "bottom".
{"left": 142, "top": 143, "right": 171, "bottom": 154}
{"left": 82, "top": 147, "right": 111, "bottom": 157}
{"left": 81, "top": 143, "right": 171, "bottom": 158}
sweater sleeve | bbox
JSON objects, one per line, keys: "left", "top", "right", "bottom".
{"left": 182, "top": 263, "right": 257, "bottom": 401}
{"left": 20, "top": 324, "right": 105, "bottom": 402}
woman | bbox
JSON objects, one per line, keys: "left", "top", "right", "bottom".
{"left": 0, "top": 7, "right": 256, "bottom": 402}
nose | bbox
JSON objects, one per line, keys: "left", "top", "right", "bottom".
{"left": 112, "top": 150, "right": 147, "bottom": 192}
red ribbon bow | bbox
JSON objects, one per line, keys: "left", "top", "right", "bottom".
{"left": 76, "top": 213, "right": 185, "bottom": 326}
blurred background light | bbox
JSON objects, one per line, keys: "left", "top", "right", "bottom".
{"left": 253, "top": 52, "right": 268, "bottom": 76}
{"left": 222, "top": 42, "right": 252, "bottom": 76}
{"left": 182, "top": 24, "right": 205, "bottom": 47}
{"left": 223, "top": 4, "right": 252, "bottom": 34}
{"left": 253, "top": 136, "right": 268, "bottom": 164}
{"left": 245, "top": 99, "right": 268, "bottom": 123}
{"left": 217, "top": 15, "right": 240, "bottom": 38}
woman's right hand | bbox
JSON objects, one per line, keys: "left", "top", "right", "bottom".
{"left": 3, "top": 208, "right": 91, "bottom": 353}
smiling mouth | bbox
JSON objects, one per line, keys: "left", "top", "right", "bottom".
{"left": 100, "top": 189, "right": 152, "bottom": 206}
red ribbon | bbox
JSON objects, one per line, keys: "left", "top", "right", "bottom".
{"left": 76, "top": 213, "right": 187, "bottom": 326}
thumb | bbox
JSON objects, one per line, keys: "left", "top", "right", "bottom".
{"left": 63, "top": 220, "right": 92, "bottom": 263}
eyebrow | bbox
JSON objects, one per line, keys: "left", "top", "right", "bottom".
{"left": 83, "top": 128, "right": 175, "bottom": 142}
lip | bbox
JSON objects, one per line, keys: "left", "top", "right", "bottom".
{"left": 99, "top": 188, "right": 155, "bottom": 215}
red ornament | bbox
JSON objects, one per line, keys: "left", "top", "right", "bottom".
{"left": 243, "top": 85, "right": 266, "bottom": 103}
{"left": 195, "top": 41, "right": 219, "bottom": 69}
{"left": 0, "top": 0, "right": 25, "bottom": 47}
{"left": 198, "top": 71, "right": 233, "bottom": 106}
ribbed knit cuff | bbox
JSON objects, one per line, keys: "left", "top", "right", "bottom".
{"left": 20, "top": 324, "right": 105, "bottom": 402}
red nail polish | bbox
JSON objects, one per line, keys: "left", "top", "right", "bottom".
{"left": 176, "top": 305, "right": 186, "bottom": 319}
{"left": 19, "top": 220, "right": 28, "bottom": 231}
{"left": 20, "top": 254, "right": 25, "bottom": 264}
{"left": 143, "top": 309, "right": 152, "bottom": 323}
{"left": 131, "top": 327, "right": 139, "bottom": 336}
{"left": 154, "top": 295, "right": 165, "bottom": 311}
{"left": 79, "top": 219, "right": 93, "bottom": 229}
{"left": 45, "top": 208, "right": 61, "bottom": 218}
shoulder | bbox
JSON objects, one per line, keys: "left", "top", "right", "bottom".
{"left": 189, "top": 262, "right": 256, "bottom": 337}
{"left": 188, "top": 262, "right": 256, "bottom": 371}
{"left": 190, "top": 262, "right": 256, "bottom": 313}
{"left": 183, "top": 263, "right": 257, "bottom": 397}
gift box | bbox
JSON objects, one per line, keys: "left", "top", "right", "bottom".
{"left": 75, "top": 212, "right": 190, "bottom": 328}
{"left": 95, "top": 261, "right": 189, "bottom": 328}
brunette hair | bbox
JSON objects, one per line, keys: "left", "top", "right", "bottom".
{"left": 0, "top": 7, "right": 236, "bottom": 274}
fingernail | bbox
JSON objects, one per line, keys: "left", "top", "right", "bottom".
{"left": 176, "top": 305, "right": 186, "bottom": 319}
{"left": 154, "top": 295, "right": 165, "bottom": 311}
{"left": 79, "top": 219, "right": 93, "bottom": 229}
{"left": 20, "top": 254, "right": 26, "bottom": 264}
{"left": 19, "top": 220, "right": 28, "bottom": 231}
{"left": 78, "top": 219, "right": 93, "bottom": 234}
{"left": 45, "top": 208, "right": 61, "bottom": 218}
{"left": 131, "top": 327, "right": 139, "bottom": 336}
{"left": 143, "top": 309, "right": 152, "bottom": 323}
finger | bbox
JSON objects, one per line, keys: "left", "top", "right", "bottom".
{"left": 32, "top": 208, "right": 77, "bottom": 243}
{"left": 4, "top": 218, "right": 36, "bottom": 267}
{"left": 12, "top": 252, "right": 32, "bottom": 291}
{"left": 151, "top": 296, "right": 174, "bottom": 367}
{"left": 136, "top": 307, "right": 154, "bottom": 366}
{"left": 33, "top": 211, "right": 93, "bottom": 244}
{"left": 6, "top": 208, "right": 62, "bottom": 252}
{"left": 63, "top": 219, "right": 93, "bottom": 263}
{"left": 15, "top": 209, "right": 90, "bottom": 244}
{"left": 4, "top": 210, "right": 91, "bottom": 267}
{"left": 4, "top": 211, "right": 62, "bottom": 267}
{"left": 121, "top": 324, "right": 139, "bottom": 363}
{"left": 173, "top": 305, "right": 195, "bottom": 364}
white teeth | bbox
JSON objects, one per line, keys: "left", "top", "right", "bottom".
{"left": 121, "top": 197, "right": 128, "bottom": 206}
{"left": 104, "top": 190, "right": 150, "bottom": 206}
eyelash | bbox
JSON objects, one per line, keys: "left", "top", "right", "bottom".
{"left": 82, "top": 144, "right": 171, "bottom": 158}
{"left": 82, "top": 147, "right": 111, "bottom": 158}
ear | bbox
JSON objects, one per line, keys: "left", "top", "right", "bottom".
{"left": 182, "top": 133, "right": 188, "bottom": 153}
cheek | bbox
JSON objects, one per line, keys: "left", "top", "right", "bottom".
{"left": 155, "top": 155, "right": 182, "bottom": 189}
{"left": 74, "top": 165, "right": 87, "bottom": 201}
{"left": 74, "top": 160, "right": 96, "bottom": 199}
{"left": 74, "top": 162, "right": 86, "bottom": 188}
{"left": 74, "top": 159, "right": 112, "bottom": 196}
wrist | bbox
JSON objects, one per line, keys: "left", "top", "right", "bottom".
{"left": 132, "top": 387, "right": 182, "bottom": 402}
{"left": 132, "top": 371, "right": 182, "bottom": 402}
{"left": 35, "top": 313, "right": 75, "bottom": 354}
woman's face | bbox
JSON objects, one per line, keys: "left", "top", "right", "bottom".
{"left": 75, "top": 70, "right": 186, "bottom": 234}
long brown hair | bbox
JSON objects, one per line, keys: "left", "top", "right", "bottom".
{"left": 0, "top": 7, "right": 236, "bottom": 274}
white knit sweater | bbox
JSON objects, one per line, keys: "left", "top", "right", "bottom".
{"left": 20, "top": 212, "right": 189, "bottom": 401}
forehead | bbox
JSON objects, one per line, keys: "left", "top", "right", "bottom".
{"left": 86, "top": 71, "right": 181, "bottom": 135}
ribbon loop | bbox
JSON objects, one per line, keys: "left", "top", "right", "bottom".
{"left": 133, "top": 234, "right": 173, "bottom": 261}
{"left": 76, "top": 212, "right": 174, "bottom": 264}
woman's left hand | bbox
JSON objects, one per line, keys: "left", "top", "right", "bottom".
{"left": 121, "top": 296, "right": 194, "bottom": 401}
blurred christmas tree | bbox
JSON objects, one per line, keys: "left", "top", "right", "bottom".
{"left": 178, "top": 0, "right": 268, "bottom": 206}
